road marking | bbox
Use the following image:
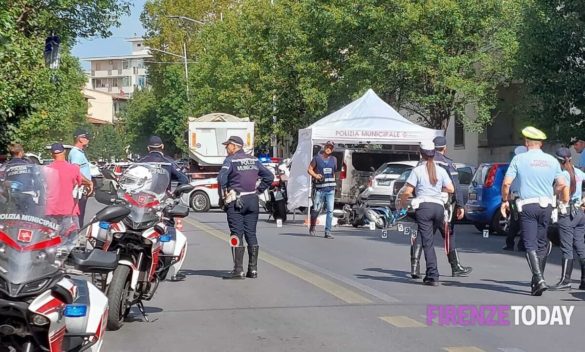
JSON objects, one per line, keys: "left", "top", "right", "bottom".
{"left": 184, "top": 217, "right": 373, "bottom": 304}
{"left": 379, "top": 316, "right": 426, "bottom": 328}
{"left": 443, "top": 347, "right": 486, "bottom": 352}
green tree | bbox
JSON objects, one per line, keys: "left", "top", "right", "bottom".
{"left": 86, "top": 124, "right": 129, "bottom": 161}
{"left": 0, "top": 1, "right": 131, "bottom": 151}
{"left": 119, "top": 88, "right": 159, "bottom": 155}
{"left": 139, "top": 0, "right": 523, "bottom": 150}
{"left": 517, "top": 0, "right": 585, "bottom": 142}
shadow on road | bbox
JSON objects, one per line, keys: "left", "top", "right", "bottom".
{"left": 355, "top": 267, "right": 423, "bottom": 286}
{"left": 356, "top": 267, "right": 530, "bottom": 295}
{"left": 180, "top": 269, "right": 228, "bottom": 278}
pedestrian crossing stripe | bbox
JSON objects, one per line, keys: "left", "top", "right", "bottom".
{"left": 443, "top": 347, "right": 486, "bottom": 352}
{"left": 379, "top": 316, "right": 426, "bottom": 328}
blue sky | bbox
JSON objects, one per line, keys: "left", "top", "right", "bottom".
{"left": 71, "top": 0, "right": 147, "bottom": 70}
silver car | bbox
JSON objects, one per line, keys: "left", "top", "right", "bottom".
{"left": 360, "top": 161, "right": 419, "bottom": 207}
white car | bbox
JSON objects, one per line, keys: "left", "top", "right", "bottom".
{"left": 360, "top": 161, "right": 419, "bottom": 206}
{"left": 180, "top": 178, "right": 221, "bottom": 212}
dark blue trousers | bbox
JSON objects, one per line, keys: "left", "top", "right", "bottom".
{"left": 415, "top": 203, "right": 445, "bottom": 280}
{"left": 226, "top": 194, "right": 259, "bottom": 246}
{"left": 518, "top": 204, "right": 552, "bottom": 257}
{"left": 557, "top": 211, "right": 585, "bottom": 260}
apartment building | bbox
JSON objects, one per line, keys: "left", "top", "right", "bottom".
{"left": 83, "top": 37, "right": 151, "bottom": 97}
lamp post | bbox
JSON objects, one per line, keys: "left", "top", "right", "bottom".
{"left": 160, "top": 15, "right": 208, "bottom": 102}
{"left": 149, "top": 47, "right": 190, "bottom": 100}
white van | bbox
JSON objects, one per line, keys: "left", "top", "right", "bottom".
{"left": 313, "top": 145, "right": 420, "bottom": 204}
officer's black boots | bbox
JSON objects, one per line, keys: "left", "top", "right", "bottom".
{"left": 526, "top": 250, "right": 547, "bottom": 296}
{"left": 410, "top": 244, "right": 423, "bottom": 279}
{"left": 551, "top": 258, "right": 573, "bottom": 290}
{"left": 223, "top": 246, "right": 246, "bottom": 280}
{"left": 246, "top": 245, "right": 259, "bottom": 278}
{"left": 579, "top": 258, "right": 585, "bottom": 290}
{"left": 448, "top": 249, "right": 472, "bottom": 277}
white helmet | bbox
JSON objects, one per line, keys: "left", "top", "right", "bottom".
{"left": 119, "top": 165, "right": 153, "bottom": 194}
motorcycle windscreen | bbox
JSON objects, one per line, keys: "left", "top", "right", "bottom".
{"left": 0, "top": 164, "right": 78, "bottom": 290}
{"left": 118, "top": 164, "right": 170, "bottom": 227}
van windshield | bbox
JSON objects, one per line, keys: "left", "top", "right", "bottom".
{"left": 376, "top": 163, "right": 413, "bottom": 176}
{"left": 352, "top": 152, "right": 417, "bottom": 172}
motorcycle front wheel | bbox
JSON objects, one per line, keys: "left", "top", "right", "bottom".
{"left": 106, "top": 265, "right": 132, "bottom": 331}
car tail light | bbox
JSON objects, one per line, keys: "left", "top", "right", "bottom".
{"left": 204, "top": 183, "right": 219, "bottom": 189}
{"left": 484, "top": 164, "right": 500, "bottom": 188}
{"left": 340, "top": 162, "right": 347, "bottom": 180}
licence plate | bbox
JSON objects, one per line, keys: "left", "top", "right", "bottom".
{"left": 274, "top": 191, "right": 284, "bottom": 201}
{"left": 377, "top": 180, "right": 391, "bottom": 186}
{"left": 468, "top": 193, "right": 477, "bottom": 200}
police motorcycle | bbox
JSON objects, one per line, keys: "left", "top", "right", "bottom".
{"left": 265, "top": 163, "right": 289, "bottom": 222}
{"left": 258, "top": 163, "right": 288, "bottom": 222}
{"left": 87, "top": 164, "right": 194, "bottom": 330}
{"left": 0, "top": 164, "right": 129, "bottom": 352}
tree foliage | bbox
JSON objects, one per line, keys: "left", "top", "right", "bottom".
{"left": 0, "top": 0, "right": 131, "bottom": 152}
{"left": 517, "top": 0, "right": 585, "bottom": 142}
{"left": 136, "top": 0, "right": 523, "bottom": 152}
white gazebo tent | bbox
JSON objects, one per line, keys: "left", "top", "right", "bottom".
{"left": 287, "top": 89, "right": 443, "bottom": 211}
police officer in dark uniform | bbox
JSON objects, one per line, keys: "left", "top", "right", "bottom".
{"left": 218, "top": 136, "right": 274, "bottom": 280}
{"left": 138, "top": 136, "right": 189, "bottom": 188}
{"left": 3, "top": 144, "right": 38, "bottom": 214}
{"left": 501, "top": 126, "right": 568, "bottom": 296}
{"left": 400, "top": 141, "right": 455, "bottom": 286}
{"left": 409, "top": 136, "right": 472, "bottom": 278}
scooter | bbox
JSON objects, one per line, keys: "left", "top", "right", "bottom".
{"left": 87, "top": 163, "right": 194, "bottom": 330}
{"left": 0, "top": 181, "right": 129, "bottom": 352}
{"left": 334, "top": 186, "right": 385, "bottom": 229}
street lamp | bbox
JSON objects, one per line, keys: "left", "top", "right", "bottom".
{"left": 149, "top": 45, "right": 190, "bottom": 100}
{"left": 167, "top": 15, "right": 206, "bottom": 25}
{"left": 159, "top": 15, "right": 207, "bottom": 101}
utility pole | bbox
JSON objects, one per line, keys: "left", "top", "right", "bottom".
{"left": 149, "top": 47, "right": 190, "bottom": 101}
{"left": 272, "top": 94, "right": 277, "bottom": 158}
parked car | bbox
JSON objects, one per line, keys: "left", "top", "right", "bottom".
{"left": 312, "top": 145, "right": 420, "bottom": 204}
{"left": 360, "top": 161, "right": 418, "bottom": 206}
{"left": 465, "top": 162, "right": 562, "bottom": 244}
{"left": 389, "top": 163, "right": 476, "bottom": 216}
{"left": 465, "top": 163, "right": 509, "bottom": 234}
{"left": 180, "top": 178, "right": 221, "bottom": 212}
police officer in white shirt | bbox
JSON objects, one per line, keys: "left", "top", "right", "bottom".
{"left": 399, "top": 141, "right": 454, "bottom": 286}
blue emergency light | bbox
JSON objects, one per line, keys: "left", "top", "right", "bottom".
{"left": 64, "top": 305, "right": 87, "bottom": 318}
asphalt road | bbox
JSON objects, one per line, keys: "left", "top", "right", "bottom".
{"left": 84, "top": 200, "right": 585, "bottom": 352}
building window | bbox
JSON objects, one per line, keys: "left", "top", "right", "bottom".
{"left": 454, "top": 119, "right": 465, "bottom": 147}
{"left": 137, "top": 75, "right": 146, "bottom": 88}
{"left": 122, "top": 76, "right": 131, "bottom": 87}
{"left": 123, "top": 60, "right": 129, "bottom": 70}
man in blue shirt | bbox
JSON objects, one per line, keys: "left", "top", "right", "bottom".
{"left": 218, "top": 136, "right": 274, "bottom": 280}
{"left": 501, "top": 126, "right": 569, "bottom": 296}
{"left": 307, "top": 141, "right": 337, "bottom": 239}
{"left": 68, "top": 128, "right": 93, "bottom": 227}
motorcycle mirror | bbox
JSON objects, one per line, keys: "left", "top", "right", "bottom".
{"left": 358, "top": 185, "right": 366, "bottom": 192}
{"left": 173, "top": 184, "right": 195, "bottom": 197}
{"left": 332, "top": 209, "right": 346, "bottom": 218}
{"left": 94, "top": 205, "right": 131, "bottom": 224}
{"left": 167, "top": 204, "right": 190, "bottom": 218}
{"left": 370, "top": 166, "right": 376, "bottom": 172}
